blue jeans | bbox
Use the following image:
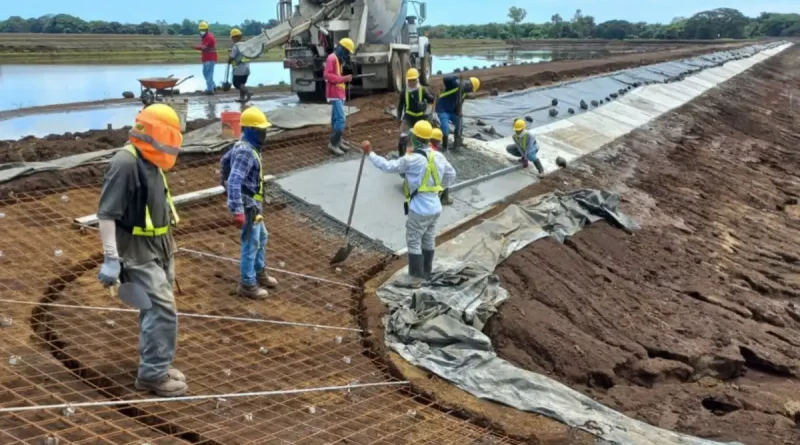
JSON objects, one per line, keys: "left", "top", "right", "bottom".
{"left": 330, "top": 99, "right": 346, "bottom": 132}
{"left": 240, "top": 221, "right": 268, "bottom": 286}
{"left": 202, "top": 61, "right": 216, "bottom": 93}
{"left": 437, "top": 111, "right": 461, "bottom": 141}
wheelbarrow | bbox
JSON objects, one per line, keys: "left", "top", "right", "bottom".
{"left": 138, "top": 75, "right": 194, "bottom": 106}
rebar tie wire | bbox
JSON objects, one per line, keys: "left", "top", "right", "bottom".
{"left": 0, "top": 381, "right": 410, "bottom": 413}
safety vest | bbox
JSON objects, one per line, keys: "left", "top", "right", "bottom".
{"left": 403, "top": 150, "right": 444, "bottom": 203}
{"left": 405, "top": 87, "right": 426, "bottom": 117}
{"left": 334, "top": 57, "right": 346, "bottom": 90}
{"left": 438, "top": 87, "right": 467, "bottom": 102}
{"left": 124, "top": 145, "right": 179, "bottom": 237}
{"left": 513, "top": 132, "right": 529, "bottom": 150}
{"left": 250, "top": 148, "right": 264, "bottom": 202}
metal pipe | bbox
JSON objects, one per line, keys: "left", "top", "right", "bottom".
{"left": 449, "top": 165, "right": 524, "bottom": 193}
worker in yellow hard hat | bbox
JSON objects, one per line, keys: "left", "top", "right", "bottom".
{"left": 435, "top": 75, "right": 481, "bottom": 151}
{"left": 195, "top": 21, "right": 218, "bottom": 95}
{"left": 507, "top": 119, "right": 544, "bottom": 174}
{"left": 361, "top": 120, "right": 457, "bottom": 282}
{"left": 220, "top": 106, "right": 278, "bottom": 300}
{"left": 396, "top": 67, "right": 435, "bottom": 158}
{"left": 96, "top": 104, "right": 186, "bottom": 397}
{"left": 324, "top": 37, "right": 356, "bottom": 156}
{"left": 228, "top": 28, "right": 252, "bottom": 103}
{"left": 430, "top": 128, "right": 443, "bottom": 151}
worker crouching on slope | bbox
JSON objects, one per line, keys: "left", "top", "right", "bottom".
{"left": 97, "top": 104, "right": 187, "bottom": 397}
{"left": 361, "top": 120, "right": 456, "bottom": 282}
{"left": 220, "top": 107, "right": 279, "bottom": 300}
{"left": 507, "top": 119, "right": 544, "bottom": 174}
{"left": 324, "top": 38, "right": 355, "bottom": 156}
{"left": 195, "top": 21, "right": 218, "bottom": 95}
{"left": 436, "top": 76, "right": 480, "bottom": 151}
{"left": 397, "top": 68, "right": 435, "bottom": 158}
{"left": 228, "top": 28, "right": 252, "bottom": 103}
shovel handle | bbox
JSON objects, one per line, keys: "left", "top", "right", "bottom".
{"left": 344, "top": 151, "right": 367, "bottom": 237}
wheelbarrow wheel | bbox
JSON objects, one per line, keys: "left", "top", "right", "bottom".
{"left": 141, "top": 89, "right": 155, "bottom": 106}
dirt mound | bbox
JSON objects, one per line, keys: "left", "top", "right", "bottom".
{"left": 484, "top": 45, "right": 800, "bottom": 445}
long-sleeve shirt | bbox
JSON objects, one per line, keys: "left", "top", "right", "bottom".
{"left": 435, "top": 76, "right": 473, "bottom": 114}
{"left": 368, "top": 148, "right": 456, "bottom": 216}
{"left": 220, "top": 140, "right": 263, "bottom": 214}
{"left": 397, "top": 86, "right": 435, "bottom": 120}
{"left": 195, "top": 32, "right": 218, "bottom": 63}
{"left": 513, "top": 129, "right": 539, "bottom": 161}
{"left": 324, "top": 53, "right": 347, "bottom": 101}
{"left": 229, "top": 43, "right": 250, "bottom": 76}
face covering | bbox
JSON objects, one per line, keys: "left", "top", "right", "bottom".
{"left": 242, "top": 127, "right": 267, "bottom": 149}
{"left": 200, "top": 31, "right": 207, "bottom": 37}
{"left": 407, "top": 81, "right": 419, "bottom": 92}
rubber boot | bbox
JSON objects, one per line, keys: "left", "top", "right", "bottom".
{"left": 256, "top": 269, "right": 278, "bottom": 289}
{"left": 441, "top": 137, "right": 449, "bottom": 153}
{"left": 532, "top": 159, "right": 544, "bottom": 175}
{"left": 439, "top": 188, "right": 453, "bottom": 206}
{"left": 405, "top": 254, "right": 425, "bottom": 287}
{"left": 237, "top": 283, "right": 269, "bottom": 300}
{"left": 328, "top": 131, "right": 344, "bottom": 156}
{"left": 135, "top": 375, "right": 188, "bottom": 397}
{"left": 422, "top": 249, "right": 435, "bottom": 279}
{"left": 243, "top": 88, "right": 253, "bottom": 103}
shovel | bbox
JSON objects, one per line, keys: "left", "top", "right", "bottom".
{"left": 330, "top": 150, "right": 367, "bottom": 265}
{"left": 108, "top": 281, "right": 152, "bottom": 310}
{"left": 222, "top": 64, "right": 232, "bottom": 92}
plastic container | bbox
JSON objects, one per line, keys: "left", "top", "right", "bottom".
{"left": 221, "top": 111, "right": 242, "bottom": 139}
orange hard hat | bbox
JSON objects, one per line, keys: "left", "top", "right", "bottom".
{"left": 129, "top": 104, "right": 183, "bottom": 171}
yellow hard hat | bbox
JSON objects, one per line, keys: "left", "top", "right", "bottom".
{"left": 470, "top": 77, "right": 481, "bottom": 92}
{"left": 339, "top": 38, "right": 355, "bottom": 54}
{"left": 513, "top": 119, "right": 526, "bottom": 132}
{"left": 199, "top": 21, "right": 209, "bottom": 31}
{"left": 240, "top": 107, "right": 272, "bottom": 129}
{"left": 431, "top": 127, "right": 443, "bottom": 142}
{"left": 230, "top": 28, "right": 242, "bottom": 38}
{"left": 410, "top": 120, "right": 433, "bottom": 140}
{"left": 406, "top": 68, "right": 420, "bottom": 81}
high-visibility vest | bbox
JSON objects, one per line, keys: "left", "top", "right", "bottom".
{"left": 250, "top": 148, "right": 264, "bottom": 202}
{"left": 513, "top": 132, "right": 529, "bottom": 150}
{"left": 334, "top": 57, "right": 346, "bottom": 90}
{"left": 124, "top": 145, "right": 179, "bottom": 237}
{"left": 403, "top": 150, "right": 444, "bottom": 203}
{"left": 438, "top": 87, "right": 467, "bottom": 101}
{"left": 405, "top": 87, "right": 426, "bottom": 117}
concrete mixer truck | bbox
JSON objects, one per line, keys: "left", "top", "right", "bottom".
{"left": 237, "top": 0, "right": 431, "bottom": 102}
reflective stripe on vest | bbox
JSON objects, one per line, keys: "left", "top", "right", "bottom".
{"left": 124, "top": 145, "right": 180, "bottom": 237}
{"left": 334, "top": 57, "right": 346, "bottom": 90}
{"left": 403, "top": 150, "right": 444, "bottom": 203}
{"left": 513, "top": 132, "right": 529, "bottom": 150}
{"left": 438, "top": 87, "right": 467, "bottom": 101}
{"left": 405, "top": 87, "right": 425, "bottom": 117}
{"left": 251, "top": 148, "right": 264, "bottom": 202}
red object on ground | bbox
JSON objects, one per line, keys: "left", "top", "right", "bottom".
{"left": 138, "top": 78, "right": 181, "bottom": 90}
{"left": 194, "top": 32, "right": 218, "bottom": 63}
{"left": 221, "top": 112, "right": 242, "bottom": 139}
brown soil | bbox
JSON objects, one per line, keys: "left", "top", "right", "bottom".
{"left": 480, "top": 46, "right": 800, "bottom": 445}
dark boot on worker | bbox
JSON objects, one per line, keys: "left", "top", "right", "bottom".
{"left": 441, "top": 137, "right": 449, "bottom": 153}
{"left": 439, "top": 188, "right": 453, "bottom": 206}
{"left": 135, "top": 374, "right": 188, "bottom": 397}
{"left": 256, "top": 269, "right": 278, "bottom": 289}
{"left": 328, "top": 131, "right": 344, "bottom": 156}
{"left": 403, "top": 254, "right": 425, "bottom": 287}
{"left": 237, "top": 283, "right": 269, "bottom": 300}
{"left": 532, "top": 159, "right": 544, "bottom": 175}
{"left": 422, "top": 249, "right": 435, "bottom": 280}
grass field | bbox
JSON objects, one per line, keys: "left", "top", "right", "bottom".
{"left": 0, "top": 34, "right": 509, "bottom": 64}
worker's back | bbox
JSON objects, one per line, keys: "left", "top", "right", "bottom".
{"left": 404, "top": 147, "right": 451, "bottom": 216}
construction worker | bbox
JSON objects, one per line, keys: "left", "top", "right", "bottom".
{"left": 220, "top": 107, "right": 279, "bottom": 300}
{"left": 435, "top": 76, "right": 480, "bottom": 151}
{"left": 96, "top": 104, "right": 186, "bottom": 397}
{"left": 507, "top": 119, "right": 544, "bottom": 174}
{"left": 228, "top": 28, "right": 252, "bottom": 103}
{"left": 324, "top": 38, "right": 355, "bottom": 156}
{"left": 361, "top": 120, "right": 456, "bottom": 281}
{"left": 396, "top": 68, "right": 435, "bottom": 158}
{"left": 195, "top": 21, "right": 218, "bottom": 95}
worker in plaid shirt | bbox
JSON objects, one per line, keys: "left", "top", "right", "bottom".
{"left": 220, "top": 107, "right": 279, "bottom": 299}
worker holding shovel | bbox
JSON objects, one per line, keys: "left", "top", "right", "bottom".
{"left": 96, "top": 104, "right": 187, "bottom": 397}
{"left": 361, "top": 120, "right": 456, "bottom": 282}
{"left": 324, "top": 38, "right": 355, "bottom": 156}
{"left": 228, "top": 28, "right": 253, "bottom": 103}
{"left": 220, "top": 106, "right": 279, "bottom": 300}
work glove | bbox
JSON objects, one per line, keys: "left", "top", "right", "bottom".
{"left": 233, "top": 213, "right": 246, "bottom": 229}
{"left": 521, "top": 156, "right": 529, "bottom": 168}
{"left": 361, "top": 141, "right": 372, "bottom": 155}
{"left": 98, "top": 257, "right": 121, "bottom": 288}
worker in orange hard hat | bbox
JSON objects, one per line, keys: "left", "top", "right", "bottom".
{"left": 396, "top": 67, "right": 435, "bottom": 159}
{"left": 97, "top": 103, "right": 187, "bottom": 398}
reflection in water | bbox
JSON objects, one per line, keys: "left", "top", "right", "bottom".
{"left": 204, "top": 101, "right": 218, "bottom": 120}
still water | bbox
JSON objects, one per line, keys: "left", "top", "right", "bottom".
{"left": 0, "top": 51, "right": 553, "bottom": 112}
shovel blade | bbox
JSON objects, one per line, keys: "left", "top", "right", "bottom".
{"left": 118, "top": 283, "right": 152, "bottom": 310}
{"left": 222, "top": 82, "right": 232, "bottom": 92}
{"left": 330, "top": 244, "right": 354, "bottom": 265}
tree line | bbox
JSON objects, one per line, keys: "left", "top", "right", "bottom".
{"left": 0, "top": 8, "right": 798, "bottom": 40}
{"left": 421, "top": 8, "right": 800, "bottom": 40}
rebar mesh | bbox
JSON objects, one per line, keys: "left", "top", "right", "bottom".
{"left": 0, "top": 117, "right": 520, "bottom": 444}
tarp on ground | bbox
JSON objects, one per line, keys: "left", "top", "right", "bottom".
{"left": 0, "top": 104, "right": 360, "bottom": 184}
{"left": 377, "top": 189, "right": 742, "bottom": 445}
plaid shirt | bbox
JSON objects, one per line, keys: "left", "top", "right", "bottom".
{"left": 221, "top": 140, "right": 263, "bottom": 214}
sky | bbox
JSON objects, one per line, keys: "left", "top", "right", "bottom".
{"left": 2, "top": 0, "right": 798, "bottom": 26}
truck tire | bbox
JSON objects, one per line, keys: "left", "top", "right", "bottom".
{"left": 390, "top": 51, "right": 403, "bottom": 92}
{"left": 400, "top": 52, "right": 412, "bottom": 84}
{"left": 296, "top": 79, "right": 326, "bottom": 103}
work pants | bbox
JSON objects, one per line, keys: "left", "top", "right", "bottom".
{"left": 202, "top": 61, "right": 216, "bottom": 93}
{"left": 437, "top": 111, "right": 462, "bottom": 144}
{"left": 233, "top": 75, "right": 249, "bottom": 97}
{"left": 406, "top": 210, "right": 440, "bottom": 255}
{"left": 241, "top": 220, "right": 269, "bottom": 286}
{"left": 506, "top": 144, "right": 538, "bottom": 162}
{"left": 121, "top": 257, "right": 177, "bottom": 382}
